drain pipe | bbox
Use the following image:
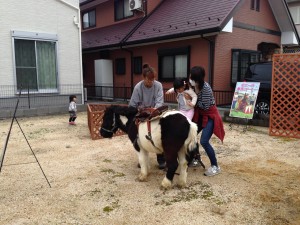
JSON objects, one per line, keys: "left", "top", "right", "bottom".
{"left": 56, "top": 0, "right": 84, "bottom": 104}
{"left": 202, "top": 36, "right": 215, "bottom": 88}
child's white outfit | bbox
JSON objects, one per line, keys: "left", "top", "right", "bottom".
{"left": 167, "top": 88, "right": 197, "bottom": 120}
{"left": 68, "top": 101, "right": 77, "bottom": 124}
{"left": 69, "top": 101, "right": 77, "bottom": 115}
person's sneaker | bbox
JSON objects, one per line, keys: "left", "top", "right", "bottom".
{"left": 204, "top": 165, "right": 221, "bottom": 176}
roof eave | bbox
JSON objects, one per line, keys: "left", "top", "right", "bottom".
{"left": 80, "top": 0, "right": 93, "bottom": 6}
{"left": 283, "top": 0, "right": 300, "bottom": 45}
{"left": 219, "top": 0, "right": 244, "bottom": 30}
{"left": 124, "top": 27, "right": 222, "bottom": 47}
{"left": 269, "top": 0, "right": 300, "bottom": 45}
{"left": 82, "top": 43, "right": 121, "bottom": 52}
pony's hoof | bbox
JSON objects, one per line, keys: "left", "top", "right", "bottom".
{"left": 177, "top": 181, "right": 187, "bottom": 188}
{"left": 138, "top": 173, "right": 147, "bottom": 182}
{"left": 161, "top": 177, "right": 172, "bottom": 189}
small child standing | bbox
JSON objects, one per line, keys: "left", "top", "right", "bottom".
{"left": 166, "top": 78, "right": 197, "bottom": 120}
{"left": 68, "top": 95, "right": 77, "bottom": 125}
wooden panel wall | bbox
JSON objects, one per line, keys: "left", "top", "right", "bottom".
{"left": 269, "top": 54, "right": 300, "bottom": 138}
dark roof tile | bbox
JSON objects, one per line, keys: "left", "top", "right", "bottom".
{"left": 82, "top": 0, "right": 241, "bottom": 49}
{"left": 82, "top": 18, "right": 142, "bottom": 50}
{"left": 126, "top": 0, "right": 240, "bottom": 44}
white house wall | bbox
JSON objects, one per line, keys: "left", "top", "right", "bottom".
{"left": 0, "top": 0, "right": 81, "bottom": 94}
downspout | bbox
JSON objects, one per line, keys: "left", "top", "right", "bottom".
{"left": 56, "top": 0, "right": 84, "bottom": 104}
{"left": 201, "top": 36, "right": 215, "bottom": 88}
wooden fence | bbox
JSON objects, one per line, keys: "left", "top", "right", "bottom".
{"left": 87, "top": 104, "right": 126, "bottom": 140}
{"left": 269, "top": 54, "right": 300, "bottom": 138}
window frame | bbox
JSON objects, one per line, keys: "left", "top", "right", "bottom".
{"left": 133, "top": 56, "right": 142, "bottom": 74}
{"left": 250, "top": 0, "right": 255, "bottom": 10}
{"left": 157, "top": 46, "right": 190, "bottom": 82}
{"left": 256, "top": 0, "right": 260, "bottom": 12}
{"left": 250, "top": 0, "right": 260, "bottom": 12}
{"left": 115, "top": 58, "right": 126, "bottom": 75}
{"left": 231, "top": 49, "right": 261, "bottom": 86}
{"left": 82, "top": 9, "right": 96, "bottom": 29}
{"left": 12, "top": 31, "right": 59, "bottom": 94}
{"left": 114, "top": 0, "right": 134, "bottom": 21}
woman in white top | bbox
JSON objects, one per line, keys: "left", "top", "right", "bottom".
{"left": 166, "top": 78, "right": 197, "bottom": 120}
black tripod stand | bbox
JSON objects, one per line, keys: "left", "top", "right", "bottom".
{"left": 0, "top": 88, "right": 51, "bottom": 187}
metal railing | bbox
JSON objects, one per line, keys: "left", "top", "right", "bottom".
{"left": 84, "top": 85, "right": 233, "bottom": 106}
{"left": 0, "top": 84, "right": 233, "bottom": 109}
{"left": 0, "top": 84, "right": 82, "bottom": 109}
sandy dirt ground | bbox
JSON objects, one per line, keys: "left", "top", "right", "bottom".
{"left": 0, "top": 111, "right": 299, "bottom": 225}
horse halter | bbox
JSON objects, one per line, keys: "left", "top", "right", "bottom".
{"left": 101, "top": 113, "right": 118, "bottom": 134}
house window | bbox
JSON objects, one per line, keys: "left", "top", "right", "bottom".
{"left": 133, "top": 56, "right": 142, "bottom": 74}
{"left": 14, "top": 39, "right": 58, "bottom": 91}
{"left": 115, "top": 58, "right": 126, "bottom": 75}
{"left": 158, "top": 47, "right": 190, "bottom": 81}
{"left": 251, "top": 0, "right": 260, "bottom": 11}
{"left": 82, "top": 10, "right": 96, "bottom": 29}
{"left": 256, "top": 0, "right": 260, "bottom": 11}
{"left": 251, "top": 0, "right": 255, "bottom": 10}
{"left": 114, "top": 0, "right": 133, "bottom": 21}
{"left": 231, "top": 49, "right": 261, "bottom": 85}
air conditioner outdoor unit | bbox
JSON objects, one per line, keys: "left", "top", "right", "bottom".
{"left": 129, "top": 0, "right": 142, "bottom": 11}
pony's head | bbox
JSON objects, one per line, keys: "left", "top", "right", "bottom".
{"left": 100, "top": 106, "right": 118, "bottom": 138}
{"left": 100, "top": 105, "right": 138, "bottom": 138}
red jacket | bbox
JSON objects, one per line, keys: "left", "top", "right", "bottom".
{"left": 192, "top": 105, "right": 225, "bottom": 142}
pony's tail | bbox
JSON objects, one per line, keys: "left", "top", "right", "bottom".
{"left": 184, "top": 121, "right": 198, "bottom": 153}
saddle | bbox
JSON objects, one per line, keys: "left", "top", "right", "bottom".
{"left": 135, "top": 105, "right": 169, "bottom": 146}
{"left": 135, "top": 105, "right": 169, "bottom": 122}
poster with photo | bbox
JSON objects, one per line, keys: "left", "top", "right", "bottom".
{"left": 229, "top": 82, "right": 260, "bottom": 119}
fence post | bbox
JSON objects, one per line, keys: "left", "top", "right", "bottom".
{"left": 27, "top": 85, "right": 31, "bottom": 109}
{"left": 84, "top": 87, "right": 87, "bottom": 103}
{"left": 124, "top": 84, "right": 126, "bottom": 101}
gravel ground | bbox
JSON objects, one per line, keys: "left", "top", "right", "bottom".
{"left": 0, "top": 112, "right": 299, "bottom": 225}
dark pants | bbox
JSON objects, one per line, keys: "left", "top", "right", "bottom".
{"left": 200, "top": 118, "right": 218, "bottom": 167}
{"left": 69, "top": 111, "right": 77, "bottom": 122}
{"left": 69, "top": 116, "right": 77, "bottom": 122}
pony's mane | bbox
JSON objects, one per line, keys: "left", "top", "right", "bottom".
{"left": 110, "top": 105, "right": 138, "bottom": 132}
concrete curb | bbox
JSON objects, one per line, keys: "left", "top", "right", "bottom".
{"left": 222, "top": 110, "right": 269, "bottom": 127}
{"left": 0, "top": 104, "right": 87, "bottom": 119}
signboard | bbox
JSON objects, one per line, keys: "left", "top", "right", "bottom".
{"left": 229, "top": 82, "right": 260, "bottom": 119}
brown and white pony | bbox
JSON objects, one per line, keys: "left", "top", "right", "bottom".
{"left": 100, "top": 105, "right": 199, "bottom": 189}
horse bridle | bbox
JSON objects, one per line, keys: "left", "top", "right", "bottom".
{"left": 100, "top": 113, "right": 118, "bottom": 134}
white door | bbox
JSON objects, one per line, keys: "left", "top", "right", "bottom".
{"left": 94, "top": 59, "right": 113, "bottom": 99}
